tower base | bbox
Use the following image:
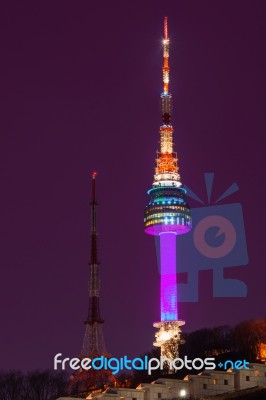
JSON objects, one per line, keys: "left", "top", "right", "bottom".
{"left": 153, "top": 320, "right": 185, "bottom": 360}
{"left": 81, "top": 322, "right": 106, "bottom": 358}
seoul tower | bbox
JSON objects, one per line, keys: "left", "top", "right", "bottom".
{"left": 144, "top": 17, "right": 192, "bottom": 359}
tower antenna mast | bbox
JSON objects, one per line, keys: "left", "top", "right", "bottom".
{"left": 81, "top": 172, "right": 106, "bottom": 357}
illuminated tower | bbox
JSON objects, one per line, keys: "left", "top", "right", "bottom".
{"left": 81, "top": 172, "right": 106, "bottom": 357}
{"left": 144, "top": 17, "right": 192, "bottom": 359}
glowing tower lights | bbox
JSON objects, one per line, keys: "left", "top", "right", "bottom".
{"left": 144, "top": 17, "right": 192, "bottom": 359}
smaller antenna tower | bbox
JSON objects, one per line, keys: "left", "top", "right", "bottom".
{"left": 81, "top": 172, "right": 106, "bottom": 357}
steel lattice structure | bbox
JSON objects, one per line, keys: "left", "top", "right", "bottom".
{"left": 81, "top": 172, "right": 106, "bottom": 357}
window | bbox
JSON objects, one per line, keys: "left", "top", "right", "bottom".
{"left": 203, "top": 384, "right": 207, "bottom": 390}
{"left": 213, "top": 379, "right": 218, "bottom": 385}
{"left": 224, "top": 380, "right": 228, "bottom": 385}
{"left": 158, "top": 394, "right": 162, "bottom": 399}
{"left": 246, "top": 376, "right": 250, "bottom": 381}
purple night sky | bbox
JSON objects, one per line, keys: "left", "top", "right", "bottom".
{"left": 0, "top": 1, "right": 266, "bottom": 371}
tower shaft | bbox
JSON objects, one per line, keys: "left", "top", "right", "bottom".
{"left": 81, "top": 172, "right": 106, "bottom": 357}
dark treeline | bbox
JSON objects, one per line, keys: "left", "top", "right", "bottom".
{"left": 180, "top": 318, "right": 266, "bottom": 363}
{"left": 0, "top": 370, "right": 68, "bottom": 400}
{"left": 130, "top": 318, "right": 266, "bottom": 385}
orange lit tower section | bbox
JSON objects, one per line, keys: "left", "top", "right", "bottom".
{"left": 152, "top": 16, "right": 183, "bottom": 195}
{"left": 144, "top": 17, "right": 192, "bottom": 360}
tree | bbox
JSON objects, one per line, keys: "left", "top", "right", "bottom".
{"left": 25, "top": 370, "right": 68, "bottom": 400}
{"left": 233, "top": 319, "right": 266, "bottom": 361}
{"left": 0, "top": 370, "right": 68, "bottom": 400}
{"left": 0, "top": 371, "right": 27, "bottom": 400}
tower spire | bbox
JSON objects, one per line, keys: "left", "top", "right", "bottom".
{"left": 163, "top": 16, "right": 169, "bottom": 95}
{"left": 90, "top": 171, "right": 98, "bottom": 266}
{"left": 164, "top": 16, "right": 168, "bottom": 40}
{"left": 154, "top": 17, "right": 182, "bottom": 189}
{"left": 81, "top": 172, "right": 106, "bottom": 357}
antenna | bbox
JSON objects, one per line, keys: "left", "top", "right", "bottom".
{"left": 164, "top": 16, "right": 168, "bottom": 39}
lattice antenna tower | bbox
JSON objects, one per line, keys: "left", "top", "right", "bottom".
{"left": 81, "top": 172, "right": 106, "bottom": 357}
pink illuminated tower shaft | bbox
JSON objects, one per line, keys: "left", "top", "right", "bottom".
{"left": 144, "top": 17, "right": 191, "bottom": 359}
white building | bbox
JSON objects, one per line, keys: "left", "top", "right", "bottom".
{"left": 185, "top": 370, "right": 235, "bottom": 398}
{"left": 87, "top": 387, "right": 145, "bottom": 400}
{"left": 182, "top": 363, "right": 266, "bottom": 398}
{"left": 230, "top": 362, "right": 266, "bottom": 390}
{"left": 137, "top": 378, "right": 189, "bottom": 400}
{"left": 57, "top": 362, "right": 266, "bottom": 400}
